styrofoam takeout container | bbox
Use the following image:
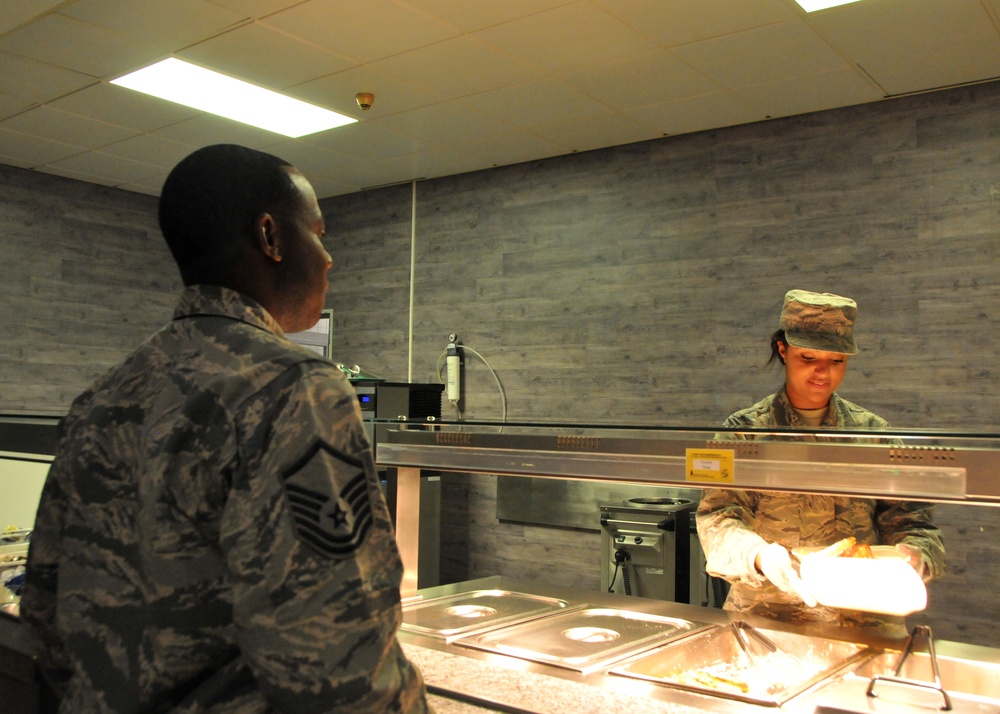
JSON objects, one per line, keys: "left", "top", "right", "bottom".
{"left": 797, "top": 546, "right": 927, "bottom": 616}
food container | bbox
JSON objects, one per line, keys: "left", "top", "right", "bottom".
{"left": 612, "top": 624, "right": 869, "bottom": 707}
{"left": 797, "top": 545, "right": 926, "bottom": 616}
{"left": 456, "top": 607, "right": 710, "bottom": 674}
{"left": 401, "top": 589, "right": 579, "bottom": 642}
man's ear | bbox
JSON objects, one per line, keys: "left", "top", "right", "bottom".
{"left": 256, "top": 213, "right": 282, "bottom": 262}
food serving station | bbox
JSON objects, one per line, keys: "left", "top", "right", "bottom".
{"left": 379, "top": 420, "right": 1000, "bottom": 714}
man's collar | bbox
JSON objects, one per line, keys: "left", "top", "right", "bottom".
{"left": 172, "top": 285, "right": 285, "bottom": 337}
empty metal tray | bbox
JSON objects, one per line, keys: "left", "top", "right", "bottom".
{"left": 456, "top": 607, "right": 710, "bottom": 674}
{"left": 612, "top": 624, "right": 868, "bottom": 707}
{"left": 401, "top": 589, "right": 579, "bottom": 642}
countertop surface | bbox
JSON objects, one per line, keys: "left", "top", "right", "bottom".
{"left": 404, "top": 642, "right": 706, "bottom": 714}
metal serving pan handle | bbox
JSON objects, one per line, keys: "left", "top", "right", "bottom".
{"left": 866, "top": 625, "right": 953, "bottom": 711}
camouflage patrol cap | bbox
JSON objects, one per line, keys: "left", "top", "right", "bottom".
{"left": 779, "top": 289, "right": 858, "bottom": 355}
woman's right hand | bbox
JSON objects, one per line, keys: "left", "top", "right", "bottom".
{"left": 755, "top": 543, "right": 818, "bottom": 606}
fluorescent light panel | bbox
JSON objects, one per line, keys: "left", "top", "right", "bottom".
{"left": 794, "top": 0, "right": 863, "bottom": 10}
{"left": 111, "top": 58, "right": 356, "bottom": 138}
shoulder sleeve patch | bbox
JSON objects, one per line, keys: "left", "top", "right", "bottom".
{"left": 281, "top": 439, "right": 374, "bottom": 559}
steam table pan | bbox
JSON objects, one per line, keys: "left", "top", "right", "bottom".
{"left": 612, "top": 624, "right": 869, "bottom": 707}
{"left": 456, "top": 607, "right": 711, "bottom": 674}
{"left": 401, "top": 589, "right": 580, "bottom": 642}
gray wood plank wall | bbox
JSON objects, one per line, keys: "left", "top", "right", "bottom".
{"left": 2, "top": 80, "right": 998, "bottom": 646}
{"left": 0, "top": 169, "right": 177, "bottom": 412}
{"left": 325, "top": 81, "right": 1000, "bottom": 647}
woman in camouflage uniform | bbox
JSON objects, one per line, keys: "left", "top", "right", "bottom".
{"left": 696, "top": 290, "right": 944, "bottom": 631}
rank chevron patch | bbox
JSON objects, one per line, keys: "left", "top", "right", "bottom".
{"left": 281, "top": 439, "right": 374, "bottom": 558}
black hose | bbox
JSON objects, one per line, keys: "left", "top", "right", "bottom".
{"left": 609, "top": 548, "right": 632, "bottom": 595}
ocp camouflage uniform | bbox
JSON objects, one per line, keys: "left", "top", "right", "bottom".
{"left": 22, "top": 285, "right": 429, "bottom": 713}
{"left": 696, "top": 388, "right": 945, "bottom": 631}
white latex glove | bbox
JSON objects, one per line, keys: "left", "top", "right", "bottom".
{"left": 756, "top": 543, "right": 818, "bottom": 607}
{"left": 895, "top": 543, "right": 927, "bottom": 580}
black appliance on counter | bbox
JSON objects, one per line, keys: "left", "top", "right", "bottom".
{"left": 353, "top": 381, "right": 443, "bottom": 458}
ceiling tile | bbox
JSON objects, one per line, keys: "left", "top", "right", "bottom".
{"left": 0, "top": 13, "right": 155, "bottom": 78}
{"left": 98, "top": 134, "right": 199, "bottom": 169}
{"left": 806, "top": 0, "right": 1000, "bottom": 96}
{"left": 594, "top": 0, "right": 800, "bottom": 47}
{"left": 303, "top": 172, "right": 359, "bottom": 197}
{"left": 375, "top": 147, "right": 485, "bottom": 183}
{"left": 0, "top": 128, "right": 86, "bottom": 165}
{"left": 397, "top": 0, "right": 576, "bottom": 33}
{"left": 46, "top": 150, "right": 165, "bottom": 183}
{"left": 302, "top": 121, "right": 430, "bottom": 160}
{"left": 257, "top": 138, "right": 351, "bottom": 178}
{"left": 0, "top": 0, "right": 998, "bottom": 199}
{"left": 0, "top": 106, "right": 138, "bottom": 148}
{"left": 0, "top": 51, "right": 96, "bottom": 104}
{"left": 58, "top": 0, "right": 246, "bottom": 52}
{"left": 149, "top": 113, "right": 288, "bottom": 148}
{"left": 1, "top": 0, "right": 63, "bottom": 34}
{"left": 372, "top": 101, "right": 516, "bottom": 146}
{"left": 303, "top": 153, "right": 398, "bottom": 190}
{"left": 563, "top": 50, "right": 721, "bottom": 108}
{"left": 372, "top": 36, "right": 540, "bottom": 99}
{"left": 626, "top": 92, "right": 765, "bottom": 137}
{"left": 263, "top": 0, "right": 459, "bottom": 64}
{"left": 673, "top": 19, "right": 848, "bottom": 89}
{"left": 475, "top": 3, "right": 659, "bottom": 74}
{"left": 202, "top": 0, "right": 303, "bottom": 18}
{"left": 290, "top": 65, "right": 443, "bottom": 118}
{"left": 452, "top": 131, "right": 566, "bottom": 169}
{"left": 37, "top": 163, "right": 121, "bottom": 186}
{"left": 47, "top": 83, "right": 201, "bottom": 132}
{"left": 736, "top": 66, "right": 884, "bottom": 120}
{"left": 454, "top": 79, "right": 612, "bottom": 129}
{"left": 178, "top": 22, "right": 355, "bottom": 90}
{"left": 530, "top": 111, "right": 660, "bottom": 152}
{"left": 340, "top": 149, "right": 482, "bottom": 191}
{"left": 0, "top": 94, "right": 34, "bottom": 121}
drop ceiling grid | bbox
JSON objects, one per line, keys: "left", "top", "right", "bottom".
{"left": 0, "top": 0, "right": 997, "bottom": 196}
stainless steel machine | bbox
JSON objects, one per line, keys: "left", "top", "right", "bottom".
{"left": 599, "top": 492, "right": 711, "bottom": 606}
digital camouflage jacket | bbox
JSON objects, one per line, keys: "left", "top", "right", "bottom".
{"left": 696, "top": 388, "right": 944, "bottom": 629}
{"left": 22, "top": 285, "right": 428, "bottom": 713}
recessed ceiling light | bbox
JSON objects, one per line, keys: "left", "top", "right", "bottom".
{"left": 794, "top": 0, "right": 863, "bottom": 11}
{"left": 111, "top": 58, "right": 356, "bottom": 138}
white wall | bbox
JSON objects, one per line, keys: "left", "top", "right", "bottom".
{"left": 0, "top": 456, "right": 51, "bottom": 529}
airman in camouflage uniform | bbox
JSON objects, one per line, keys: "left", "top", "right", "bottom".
{"left": 696, "top": 291, "right": 944, "bottom": 632}
{"left": 22, "top": 145, "right": 429, "bottom": 713}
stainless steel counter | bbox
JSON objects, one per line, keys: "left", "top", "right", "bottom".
{"left": 399, "top": 577, "right": 1000, "bottom": 714}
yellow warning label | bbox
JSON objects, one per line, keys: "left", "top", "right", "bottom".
{"left": 685, "top": 448, "right": 735, "bottom": 484}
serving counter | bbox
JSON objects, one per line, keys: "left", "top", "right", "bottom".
{"left": 378, "top": 421, "right": 1000, "bottom": 713}
{"left": 398, "top": 577, "right": 1000, "bottom": 714}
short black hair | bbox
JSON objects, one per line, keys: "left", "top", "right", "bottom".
{"left": 158, "top": 144, "right": 299, "bottom": 285}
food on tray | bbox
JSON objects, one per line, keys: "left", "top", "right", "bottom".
{"left": 670, "top": 651, "right": 824, "bottom": 697}
{"left": 673, "top": 669, "right": 749, "bottom": 693}
{"left": 798, "top": 540, "right": 927, "bottom": 615}
{"left": 813, "top": 536, "right": 873, "bottom": 559}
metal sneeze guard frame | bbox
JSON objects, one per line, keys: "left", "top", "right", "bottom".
{"left": 374, "top": 420, "right": 1000, "bottom": 595}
